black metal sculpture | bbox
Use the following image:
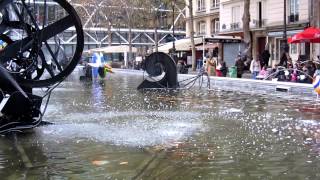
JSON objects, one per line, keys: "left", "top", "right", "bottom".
{"left": 138, "top": 52, "right": 179, "bottom": 90}
{"left": 0, "top": 0, "right": 84, "bottom": 133}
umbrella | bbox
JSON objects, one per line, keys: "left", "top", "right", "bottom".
{"left": 288, "top": 27, "right": 320, "bottom": 43}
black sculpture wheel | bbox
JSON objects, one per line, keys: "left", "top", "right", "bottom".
{"left": 0, "top": 0, "right": 84, "bottom": 88}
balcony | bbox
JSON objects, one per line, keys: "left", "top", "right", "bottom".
{"left": 196, "top": 7, "right": 206, "bottom": 14}
{"left": 197, "top": 31, "right": 206, "bottom": 36}
{"left": 288, "top": 14, "right": 299, "bottom": 23}
{"left": 230, "top": 22, "right": 240, "bottom": 30}
{"left": 210, "top": 4, "right": 219, "bottom": 10}
{"left": 211, "top": 29, "right": 220, "bottom": 36}
{"left": 252, "top": 19, "right": 266, "bottom": 28}
{"left": 219, "top": 23, "right": 241, "bottom": 32}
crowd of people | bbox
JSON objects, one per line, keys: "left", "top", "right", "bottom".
{"left": 203, "top": 49, "right": 320, "bottom": 84}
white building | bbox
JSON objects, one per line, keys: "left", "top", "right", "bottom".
{"left": 185, "top": 0, "right": 220, "bottom": 37}
{"left": 186, "top": 0, "right": 319, "bottom": 66}
{"left": 219, "top": 0, "right": 311, "bottom": 64}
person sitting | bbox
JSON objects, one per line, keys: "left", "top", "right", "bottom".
{"left": 291, "top": 69, "right": 298, "bottom": 82}
{"left": 257, "top": 66, "right": 268, "bottom": 80}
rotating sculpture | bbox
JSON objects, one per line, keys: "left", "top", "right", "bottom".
{"left": 138, "top": 52, "right": 179, "bottom": 90}
{"left": 0, "top": 0, "right": 84, "bottom": 133}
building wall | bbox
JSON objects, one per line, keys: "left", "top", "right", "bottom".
{"left": 186, "top": 0, "right": 313, "bottom": 63}
{"left": 311, "top": 0, "right": 320, "bottom": 60}
{"left": 266, "top": 0, "right": 309, "bottom": 26}
{"left": 219, "top": 0, "right": 243, "bottom": 32}
{"left": 186, "top": 0, "right": 219, "bottom": 37}
{"left": 220, "top": 0, "right": 309, "bottom": 32}
{"left": 220, "top": 0, "right": 310, "bottom": 63}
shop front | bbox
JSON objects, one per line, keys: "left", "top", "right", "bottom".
{"left": 267, "top": 29, "right": 309, "bottom": 65}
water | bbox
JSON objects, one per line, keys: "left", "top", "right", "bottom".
{"left": 1, "top": 73, "right": 320, "bottom": 179}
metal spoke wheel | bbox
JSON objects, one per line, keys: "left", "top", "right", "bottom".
{"left": 0, "top": 0, "right": 84, "bottom": 87}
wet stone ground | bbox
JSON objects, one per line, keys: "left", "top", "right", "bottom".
{"left": 1, "top": 73, "right": 320, "bottom": 179}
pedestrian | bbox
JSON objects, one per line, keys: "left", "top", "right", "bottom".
{"left": 215, "top": 59, "right": 223, "bottom": 77}
{"left": 235, "top": 55, "right": 245, "bottom": 78}
{"left": 206, "top": 53, "right": 216, "bottom": 76}
{"left": 176, "top": 59, "right": 184, "bottom": 74}
{"left": 250, "top": 56, "right": 261, "bottom": 79}
{"left": 220, "top": 60, "right": 228, "bottom": 77}
{"left": 197, "top": 58, "right": 203, "bottom": 70}
{"left": 278, "top": 52, "right": 290, "bottom": 68}
{"left": 314, "top": 63, "right": 320, "bottom": 77}
{"left": 261, "top": 47, "right": 271, "bottom": 67}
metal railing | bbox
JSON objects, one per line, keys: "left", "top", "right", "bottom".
{"left": 252, "top": 19, "right": 266, "bottom": 28}
{"left": 230, "top": 22, "right": 240, "bottom": 30}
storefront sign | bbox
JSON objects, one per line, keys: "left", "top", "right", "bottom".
{"left": 267, "top": 30, "right": 303, "bottom": 37}
{"left": 205, "top": 38, "right": 242, "bottom": 43}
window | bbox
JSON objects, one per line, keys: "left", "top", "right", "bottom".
{"left": 212, "top": 0, "right": 220, "bottom": 8}
{"left": 197, "top": 0, "right": 205, "bottom": 11}
{"left": 215, "top": 20, "right": 220, "bottom": 33}
{"left": 211, "top": 20, "right": 219, "bottom": 34}
{"left": 211, "top": 20, "right": 215, "bottom": 34}
{"left": 231, "top": 6, "right": 240, "bottom": 30}
{"left": 291, "top": 44, "right": 297, "bottom": 54}
{"left": 232, "top": 6, "right": 240, "bottom": 23}
{"left": 254, "top": 1, "right": 264, "bottom": 27}
{"left": 198, "top": 21, "right": 206, "bottom": 35}
{"left": 289, "top": 0, "right": 299, "bottom": 22}
{"left": 289, "top": 0, "right": 299, "bottom": 15}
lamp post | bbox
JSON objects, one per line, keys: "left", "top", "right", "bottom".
{"left": 283, "top": 0, "right": 289, "bottom": 53}
{"left": 171, "top": 0, "right": 176, "bottom": 60}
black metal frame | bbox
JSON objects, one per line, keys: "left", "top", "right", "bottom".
{"left": 0, "top": 0, "right": 84, "bottom": 133}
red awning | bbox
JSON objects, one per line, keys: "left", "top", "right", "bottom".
{"left": 288, "top": 27, "right": 320, "bottom": 43}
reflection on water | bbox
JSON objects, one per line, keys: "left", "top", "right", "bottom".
{"left": 1, "top": 73, "right": 320, "bottom": 179}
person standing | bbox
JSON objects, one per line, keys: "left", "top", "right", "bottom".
{"left": 215, "top": 59, "right": 223, "bottom": 77}
{"left": 250, "top": 57, "right": 261, "bottom": 79}
{"left": 278, "top": 52, "right": 290, "bottom": 68}
{"left": 220, "top": 60, "right": 228, "bottom": 77}
{"left": 206, "top": 54, "right": 216, "bottom": 76}
{"left": 261, "top": 48, "right": 271, "bottom": 67}
{"left": 235, "top": 55, "right": 245, "bottom": 78}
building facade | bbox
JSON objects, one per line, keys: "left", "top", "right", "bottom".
{"left": 186, "top": 0, "right": 220, "bottom": 37}
{"left": 311, "top": 0, "right": 320, "bottom": 59}
{"left": 220, "top": 0, "right": 311, "bottom": 65}
{"left": 186, "top": 0, "right": 316, "bottom": 66}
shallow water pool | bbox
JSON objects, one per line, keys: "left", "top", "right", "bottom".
{"left": 1, "top": 73, "right": 320, "bottom": 179}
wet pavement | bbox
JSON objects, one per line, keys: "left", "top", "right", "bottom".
{"left": 1, "top": 72, "right": 320, "bottom": 179}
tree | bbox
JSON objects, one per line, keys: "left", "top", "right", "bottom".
{"left": 153, "top": 0, "right": 162, "bottom": 52}
{"left": 71, "top": 0, "right": 186, "bottom": 60}
{"left": 242, "top": 0, "right": 252, "bottom": 64}
{"left": 187, "top": 0, "right": 196, "bottom": 71}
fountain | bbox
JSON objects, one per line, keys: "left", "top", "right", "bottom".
{"left": 0, "top": 0, "right": 84, "bottom": 133}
